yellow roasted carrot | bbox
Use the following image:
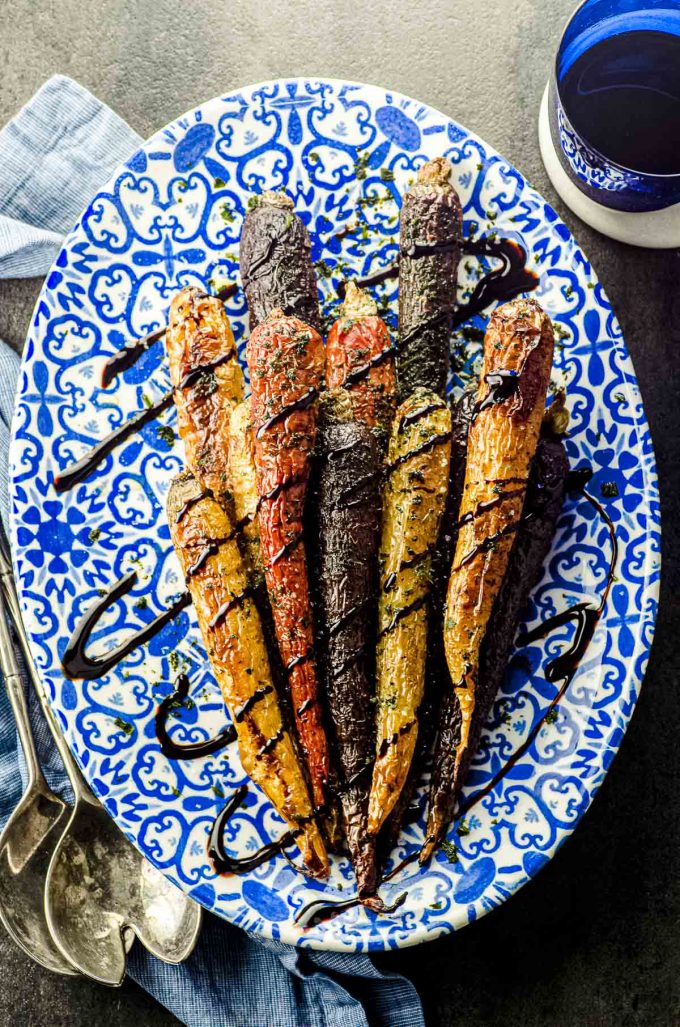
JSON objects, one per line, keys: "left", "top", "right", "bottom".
{"left": 167, "top": 471, "right": 328, "bottom": 879}
{"left": 367, "top": 388, "right": 452, "bottom": 834}
{"left": 227, "top": 399, "right": 262, "bottom": 577}
{"left": 439, "top": 297, "right": 554, "bottom": 840}
{"left": 165, "top": 287, "right": 244, "bottom": 508}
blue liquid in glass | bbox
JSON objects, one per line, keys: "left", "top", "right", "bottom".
{"left": 559, "top": 17, "right": 680, "bottom": 176}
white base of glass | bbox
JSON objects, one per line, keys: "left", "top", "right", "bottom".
{"left": 538, "top": 85, "right": 680, "bottom": 249}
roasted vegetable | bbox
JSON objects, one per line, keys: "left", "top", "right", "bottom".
{"left": 397, "top": 157, "right": 463, "bottom": 402}
{"left": 367, "top": 388, "right": 452, "bottom": 835}
{"left": 227, "top": 400, "right": 262, "bottom": 577}
{"left": 326, "top": 282, "right": 397, "bottom": 442}
{"left": 167, "top": 471, "right": 328, "bottom": 879}
{"left": 246, "top": 308, "right": 330, "bottom": 811}
{"left": 382, "top": 386, "right": 476, "bottom": 848}
{"left": 240, "top": 190, "right": 322, "bottom": 332}
{"left": 314, "top": 389, "right": 381, "bottom": 900}
{"left": 422, "top": 429, "right": 568, "bottom": 861}
{"left": 165, "top": 287, "right": 244, "bottom": 509}
{"left": 438, "top": 297, "right": 554, "bottom": 841}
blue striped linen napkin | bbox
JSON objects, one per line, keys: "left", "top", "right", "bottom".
{"left": 0, "top": 76, "right": 424, "bottom": 1027}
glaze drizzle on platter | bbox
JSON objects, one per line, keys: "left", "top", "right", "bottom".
{"left": 9, "top": 79, "right": 659, "bottom": 952}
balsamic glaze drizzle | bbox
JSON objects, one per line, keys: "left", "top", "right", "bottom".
{"left": 100, "top": 283, "right": 238, "bottom": 388}
{"left": 175, "top": 490, "right": 210, "bottom": 524}
{"left": 400, "top": 401, "right": 442, "bottom": 430}
{"left": 383, "top": 544, "right": 436, "bottom": 593}
{"left": 377, "top": 719, "right": 416, "bottom": 759}
{"left": 386, "top": 432, "right": 453, "bottom": 475}
{"left": 453, "top": 518, "right": 526, "bottom": 572}
{"left": 286, "top": 650, "right": 314, "bottom": 672}
{"left": 450, "top": 237, "right": 539, "bottom": 331}
{"left": 256, "top": 726, "right": 285, "bottom": 758}
{"left": 255, "top": 388, "right": 318, "bottom": 439}
{"left": 473, "top": 370, "right": 520, "bottom": 416}
{"left": 101, "top": 326, "right": 167, "bottom": 389}
{"left": 156, "top": 672, "right": 237, "bottom": 760}
{"left": 345, "top": 235, "right": 538, "bottom": 336}
{"left": 56, "top": 234, "right": 533, "bottom": 497}
{"left": 176, "top": 351, "right": 236, "bottom": 391}
{"left": 269, "top": 532, "right": 304, "bottom": 567}
{"left": 61, "top": 572, "right": 191, "bottom": 681}
{"left": 326, "top": 597, "right": 373, "bottom": 638}
{"left": 208, "top": 784, "right": 314, "bottom": 874}
{"left": 377, "top": 595, "right": 428, "bottom": 640}
{"left": 455, "top": 487, "right": 527, "bottom": 529}
{"left": 54, "top": 391, "right": 174, "bottom": 493}
{"left": 233, "top": 684, "right": 274, "bottom": 722}
{"left": 342, "top": 346, "right": 395, "bottom": 387}
{"left": 208, "top": 587, "right": 254, "bottom": 630}
{"left": 186, "top": 542, "right": 220, "bottom": 579}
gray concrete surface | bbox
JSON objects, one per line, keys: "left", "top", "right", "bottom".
{"left": 0, "top": 1, "right": 678, "bottom": 1024}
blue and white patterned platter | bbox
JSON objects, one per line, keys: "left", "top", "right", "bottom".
{"left": 9, "top": 79, "right": 660, "bottom": 952}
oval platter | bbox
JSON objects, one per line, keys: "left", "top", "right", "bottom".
{"left": 8, "top": 79, "right": 660, "bottom": 952}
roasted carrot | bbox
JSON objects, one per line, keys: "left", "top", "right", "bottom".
{"left": 167, "top": 471, "right": 328, "bottom": 879}
{"left": 326, "top": 282, "right": 397, "bottom": 443}
{"left": 240, "top": 190, "right": 322, "bottom": 332}
{"left": 432, "top": 297, "right": 554, "bottom": 855}
{"left": 165, "top": 287, "right": 244, "bottom": 509}
{"left": 397, "top": 157, "right": 463, "bottom": 402}
{"left": 314, "top": 388, "right": 382, "bottom": 900}
{"left": 382, "top": 386, "right": 476, "bottom": 849}
{"left": 246, "top": 308, "right": 329, "bottom": 811}
{"left": 367, "top": 388, "right": 452, "bottom": 835}
{"left": 422, "top": 428, "right": 568, "bottom": 861}
{"left": 227, "top": 400, "right": 262, "bottom": 577}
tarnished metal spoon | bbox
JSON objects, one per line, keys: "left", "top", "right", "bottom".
{"left": 0, "top": 583, "right": 78, "bottom": 975}
{"left": 1, "top": 545, "right": 202, "bottom": 985}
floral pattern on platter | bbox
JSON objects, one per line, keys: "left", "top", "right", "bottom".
{"left": 550, "top": 84, "right": 680, "bottom": 213}
{"left": 9, "top": 79, "right": 660, "bottom": 953}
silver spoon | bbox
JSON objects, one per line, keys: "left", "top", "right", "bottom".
{"left": 0, "top": 582, "right": 78, "bottom": 975}
{"left": 1, "top": 546, "right": 203, "bottom": 985}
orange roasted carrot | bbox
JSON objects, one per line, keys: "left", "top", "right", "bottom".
{"left": 326, "top": 281, "right": 397, "bottom": 442}
{"left": 246, "top": 308, "right": 329, "bottom": 810}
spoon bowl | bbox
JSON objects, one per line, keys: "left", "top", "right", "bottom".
{"left": 45, "top": 794, "right": 202, "bottom": 986}
{"left": 0, "top": 777, "right": 76, "bottom": 974}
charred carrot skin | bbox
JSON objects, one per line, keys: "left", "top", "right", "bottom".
{"left": 422, "top": 430, "right": 568, "bottom": 862}
{"left": 326, "top": 282, "right": 397, "bottom": 444}
{"left": 167, "top": 471, "right": 328, "bottom": 879}
{"left": 367, "top": 389, "right": 452, "bottom": 835}
{"left": 165, "top": 287, "right": 244, "bottom": 508}
{"left": 240, "top": 190, "right": 322, "bottom": 333}
{"left": 314, "top": 389, "right": 382, "bottom": 899}
{"left": 397, "top": 157, "right": 463, "bottom": 402}
{"left": 439, "top": 298, "right": 554, "bottom": 845}
{"left": 246, "top": 309, "right": 329, "bottom": 811}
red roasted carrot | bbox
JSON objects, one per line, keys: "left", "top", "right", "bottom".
{"left": 246, "top": 308, "right": 329, "bottom": 810}
{"left": 326, "top": 281, "right": 397, "bottom": 441}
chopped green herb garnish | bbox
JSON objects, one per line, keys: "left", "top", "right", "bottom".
{"left": 441, "top": 840, "right": 458, "bottom": 863}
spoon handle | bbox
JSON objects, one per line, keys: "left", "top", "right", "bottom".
{"left": 0, "top": 549, "right": 92, "bottom": 805}
{"left": 0, "top": 582, "right": 45, "bottom": 793}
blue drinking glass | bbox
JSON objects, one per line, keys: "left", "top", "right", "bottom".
{"left": 539, "top": 0, "right": 680, "bottom": 245}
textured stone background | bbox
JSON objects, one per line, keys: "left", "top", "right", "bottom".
{"left": 0, "top": 1, "right": 678, "bottom": 1023}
